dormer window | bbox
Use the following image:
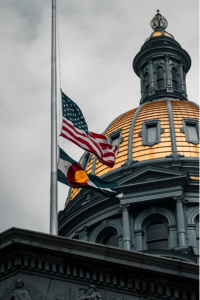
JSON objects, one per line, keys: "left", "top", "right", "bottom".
{"left": 109, "top": 130, "right": 123, "bottom": 152}
{"left": 146, "top": 124, "right": 157, "bottom": 144}
{"left": 181, "top": 118, "right": 199, "bottom": 145}
{"left": 111, "top": 135, "right": 119, "bottom": 146}
{"left": 172, "top": 68, "right": 178, "bottom": 90}
{"left": 156, "top": 67, "right": 164, "bottom": 89}
{"left": 138, "top": 119, "right": 164, "bottom": 147}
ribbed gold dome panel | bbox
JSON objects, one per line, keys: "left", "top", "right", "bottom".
{"left": 171, "top": 100, "right": 199, "bottom": 157}
{"left": 132, "top": 100, "right": 171, "bottom": 161}
{"left": 69, "top": 100, "right": 199, "bottom": 201}
{"left": 94, "top": 108, "right": 137, "bottom": 177}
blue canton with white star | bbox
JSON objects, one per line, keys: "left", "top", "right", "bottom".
{"left": 62, "top": 91, "right": 89, "bottom": 135}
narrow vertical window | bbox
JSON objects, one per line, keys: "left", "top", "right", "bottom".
{"left": 145, "top": 72, "right": 149, "bottom": 94}
{"left": 157, "top": 67, "right": 164, "bottom": 89}
{"left": 172, "top": 68, "right": 178, "bottom": 90}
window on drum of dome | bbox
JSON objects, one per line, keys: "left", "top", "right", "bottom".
{"left": 144, "top": 72, "right": 149, "bottom": 94}
{"left": 171, "top": 68, "right": 178, "bottom": 90}
{"left": 181, "top": 119, "right": 199, "bottom": 145}
{"left": 146, "top": 221, "right": 168, "bottom": 250}
{"left": 156, "top": 66, "right": 164, "bottom": 89}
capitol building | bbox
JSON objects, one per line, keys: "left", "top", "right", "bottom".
{"left": 58, "top": 10, "right": 199, "bottom": 264}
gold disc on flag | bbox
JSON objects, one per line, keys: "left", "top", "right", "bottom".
{"left": 74, "top": 170, "right": 89, "bottom": 183}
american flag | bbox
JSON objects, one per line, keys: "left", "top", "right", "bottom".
{"left": 60, "top": 91, "right": 118, "bottom": 168}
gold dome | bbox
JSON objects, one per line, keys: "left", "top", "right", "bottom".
{"left": 70, "top": 100, "right": 199, "bottom": 200}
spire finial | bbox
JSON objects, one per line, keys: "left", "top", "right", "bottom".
{"left": 150, "top": 10, "right": 168, "bottom": 31}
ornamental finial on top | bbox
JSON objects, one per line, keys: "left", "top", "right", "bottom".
{"left": 150, "top": 10, "right": 168, "bottom": 31}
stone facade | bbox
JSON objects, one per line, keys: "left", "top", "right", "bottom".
{"left": 0, "top": 228, "right": 198, "bottom": 299}
{"left": 59, "top": 11, "right": 199, "bottom": 266}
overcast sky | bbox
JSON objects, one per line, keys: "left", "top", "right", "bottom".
{"left": 0, "top": 0, "right": 199, "bottom": 235}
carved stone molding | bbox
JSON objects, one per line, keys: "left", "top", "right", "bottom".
{"left": 121, "top": 158, "right": 138, "bottom": 167}
{"left": 77, "top": 285, "right": 103, "bottom": 300}
{"left": 8, "top": 279, "right": 32, "bottom": 300}
{"left": 119, "top": 203, "right": 130, "bottom": 213}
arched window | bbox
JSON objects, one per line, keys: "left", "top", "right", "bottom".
{"left": 156, "top": 67, "right": 164, "bottom": 89}
{"left": 171, "top": 68, "right": 178, "bottom": 90}
{"left": 146, "top": 221, "right": 168, "bottom": 250}
{"left": 96, "top": 227, "right": 118, "bottom": 248}
{"left": 103, "top": 233, "right": 118, "bottom": 247}
{"left": 144, "top": 72, "right": 149, "bottom": 94}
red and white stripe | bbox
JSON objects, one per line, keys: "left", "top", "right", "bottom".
{"left": 61, "top": 117, "right": 118, "bottom": 168}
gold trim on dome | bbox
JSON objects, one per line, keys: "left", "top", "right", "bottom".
{"left": 153, "top": 32, "right": 162, "bottom": 37}
{"left": 171, "top": 100, "right": 199, "bottom": 157}
{"left": 70, "top": 100, "right": 199, "bottom": 201}
{"left": 164, "top": 32, "right": 172, "bottom": 38}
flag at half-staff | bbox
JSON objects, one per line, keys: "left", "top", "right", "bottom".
{"left": 60, "top": 91, "right": 118, "bottom": 168}
{"left": 58, "top": 148, "right": 123, "bottom": 198}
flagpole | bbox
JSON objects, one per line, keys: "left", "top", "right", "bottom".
{"left": 50, "top": 0, "right": 58, "bottom": 235}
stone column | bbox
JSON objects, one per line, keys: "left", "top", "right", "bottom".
{"left": 148, "top": 58, "right": 155, "bottom": 94}
{"left": 120, "top": 203, "right": 131, "bottom": 250}
{"left": 179, "top": 61, "right": 187, "bottom": 97}
{"left": 165, "top": 55, "right": 173, "bottom": 92}
{"left": 139, "top": 69, "right": 144, "bottom": 100}
{"left": 174, "top": 196, "right": 186, "bottom": 247}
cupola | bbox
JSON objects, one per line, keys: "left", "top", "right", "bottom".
{"left": 133, "top": 10, "right": 191, "bottom": 104}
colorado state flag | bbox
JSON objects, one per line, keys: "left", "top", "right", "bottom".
{"left": 57, "top": 148, "right": 123, "bottom": 198}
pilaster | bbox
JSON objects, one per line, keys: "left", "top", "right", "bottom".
{"left": 179, "top": 60, "right": 187, "bottom": 97}
{"left": 148, "top": 58, "right": 155, "bottom": 95}
{"left": 139, "top": 69, "right": 145, "bottom": 100}
{"left": 164, "top": 55, "right": 173, "bottom": 92}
